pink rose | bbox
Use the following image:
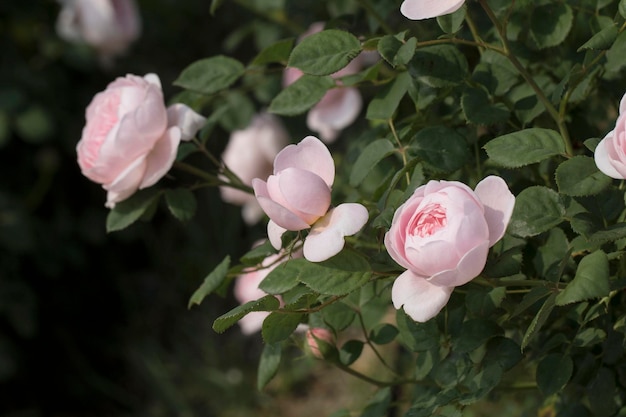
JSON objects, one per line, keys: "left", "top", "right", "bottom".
{"left": 77, "top": 73, "right": 206, "bottom": 208}
{"left": 306, "top": 328, "right": 335, "bottom": 359}
{"left": 219, "top": 113, "right": 289, "bottom": 225}
{"left": 595, "top": 93, "right": 626, "bottom": 179}
{"left": 252, "top": 136, "right": 368, "bottom": 262}
{"left": 384, "top": 176, "right": 515, "bottom": 322}
{"left": 400, "top": 0, "right": 465, "bottom": 20}
{"left": 56, "top": 0, "right": 141, "bottom": 60}
{"left": 283, "top": 23, "right": 363, "bottom": 143}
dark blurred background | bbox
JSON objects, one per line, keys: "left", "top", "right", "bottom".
{"left": 0, "top": 1, "right": 331, "bottom": 416}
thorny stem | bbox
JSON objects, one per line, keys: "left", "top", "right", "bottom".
{"left": 477, "top": 0, "right": 574, "bottom": 156}
{"left": 388, "top": 119, "right": 411, "bottom": 185}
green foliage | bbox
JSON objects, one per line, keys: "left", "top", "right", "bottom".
{"left": 287, "top": 29, "right": 362, "bottom": 76}
{"left": 174, "top": 55, "right": 245, "bottom": 94}
{"left": 268, "top": 74, "right": 334, "bottom": 115}
{"left": 188, "top": 256, "right": 230, "bottom": 308}
{"left": 106, "top": 189, "right": 161, "bottom": 232}
{"left": 484, "top": 128, "right": 566, "bottom": 168}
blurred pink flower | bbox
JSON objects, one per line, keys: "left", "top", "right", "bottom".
{"left": 400, "top": 0, "right": 465, "bottom": 20}
{"left": 283, "top": 23, "right": 363, "bottom": 143}
{"left": 252, "top": 136, "right": 368, "bottom": 262}
{"left": 219, "top": 113, "right": 289, "bottom": 225}
{"left": 56, "top": 0, "right": 141, "bottom": 61}
{"left": 385, "top": 176, "right": 515, "bottom": 322}
{"left": 77, "top": 73, "right": 205, "bottom": 208}
{"left": 595, "top": 93, "right": 626, "bottom": 179}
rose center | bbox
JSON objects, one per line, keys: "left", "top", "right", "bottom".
{"left": 410, "top": 203, "right": 447, "bottom": 237}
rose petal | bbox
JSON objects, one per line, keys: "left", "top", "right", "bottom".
{"left": 103, "top": 154, "right": 147, "bottom": 208}
{"left": 267, "top": 220, "right": 287, "bottom": 250}
{"left": 252, "top": 178, "right": 311, "bottom": 231}
{"left": 273, "top": 136, "right": 335, "bottom": 187}
{"left": 595, "top": 132, "right": 625, "bottom": 179}
{"left": 307, "top": 88, "right": 362, "bottom": 144}
{"left": 303, "top": 203, "right": 368, "bottom": 262}
{"left": 400, "top": 0, "right": 465, "bottom": 20}
{"left": 474, "top": 175, "right": 516, "bottom": 246}
{"left": 139, "top": 126, "right": 181, "bottom": 189}
{"left": 427, "top": 240, "right": 489, "bottom": 287}
{"left": 391, "top": 270, "right": 453, "bottom": 323}
{"left": 166, "top": 103, "right": 206, "bottom": 140}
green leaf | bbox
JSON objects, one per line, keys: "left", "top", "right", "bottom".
{"left": 212, "top": 295, "right": 280, "bottom": 333}
{"left": 164, "top": 188, "right": 197, "bottom": 221}
{"left": 258, "top": 259, "right": 301, "bottom": 294}
{"left": 578, "top": 24, "right": 618, "bottom": 51}
{"left": 453, "top": 319, "right": 503, "bottom": 353}
{"left": 555, "top": 156, "right": 611, "bottom": 196}
{"left": 322, "top": 302, "right": 356, "bottom": 331}
{"left": 251, "top": 38, "right": 294, "bottom": 66}
{"left": 461, "top": 86, "right": 510, "bottom": 125}
{"left": 377, "top": 35, "right": 403, "bottom": 66}
{"left": 437, "top": 5, "right": 466, "bottom": 34}
{"left": 239, "top": 240, "right": 276, "bottom": 266}
{"left": 369, "top": 323, "right": 399, "bottom": 345}
{"left": 350, "top": 139, "right": 396, "bottom": 186}
{"left": 621, "top": 0, "right": 626, "bottom": 18}
{"left": 395, "top": 37, "right": 417, "bottom": 67}
{"left": 528, "top": 4, "right": 574, "bottom": 49}
{"left": 361, "top": 388, "right": 391, "bottom": 417}
{"left": 297, "top": 251, "right": 372, "bottom": 295}
{"left": 366, "top": 71, "right": 411, "bottom": 120}
{"left": 536, "top": 353, "right": 573, "bottom": 396}
{"left": 106, "top": 189, "right": 161, "bottom": 232}
{"left": 483, "top": 128, "right": 566, "bottom": 168}
{"left": 605, "top": 30, "right": 626, "bottom": 74}
{"left": 509, "top": 186, "right": 565, "bottom": 237}
{"left": 409, "top": 44, "right": 469, "bottom": 87}
{"left": 188, "top": 256, "right": 230, "bottom": 308}
{"left": 396, "top": 309, "right": 440, "bottom": 352}
{"left": 261, "top": 311, "right": 305, "bottom": 343}
{"left": 556, "top": 250, "right": 610, "bottom": 306}
{"left": 588, "top": 368, "right": 618, "bottom": 417}
{"left": 268, "top": 75, "right": 334, "bottom": 116}
{"left": 287, "top": 29, "right": 362, "bottom": 76}
{"left": 174, "top": 56, "right": 245, "bottom": 94}
{"left": 521, "top": 292, "right": 557, "bottom": 350}
{"left": 590, "top": 223, "right": 626, "bottom": 241}
{"left": 339, "top": 340, "right": 364, "bottom": 366}
{"left": 409, "top": 126, "right": 471, "bottom": 172}
{"left": 511, "top": 286, "right": 552, "bottom": 317}
{"left": 257, "top": 342, "right": 281, "bottom": 390}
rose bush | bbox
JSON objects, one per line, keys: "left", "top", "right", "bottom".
{"left": 219, "top": 113, "right": 289, "bottom": 225}
{"left": 400, "top": 0, "right": 465, "bottom": 20}
{"left": 384, "top": 176, "right": 515, "bottom": 322}
{"left": 56, "top": 0, "right": 141, "bottom": 61}
{"left": 76, "top": 73, "right": 205, "bottom": 208}
{"left": 595, "top": 93, "right": 626, "bottom": 179}
{"left": 252, "top": 136, "right": 368, "bottom": 262}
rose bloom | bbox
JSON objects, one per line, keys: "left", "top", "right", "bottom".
{"left": 400, "top": 0, "right": 465, "bottom": 20}
{"left": 252, "top": 136, "right": 368, "bottom": 262}
{"left": 219, "top": 113, "right": 289, "bottom": 225}
{"left": 283, "top": 22, "right": 363, "bottom": 143}
{"left": 77, "top": 73, "right": 206, "bottom": 208}
{"left": 595, "top": 93, "right": 626, "bottom": 179}
{"left": 306, "top": 328, "right": 335, "bottom": 359}
{"left": 56, "top": 0, "right": 141, "bottom": 60}
{"left": 384, "top": 176, "right": 515, "bottom": 322}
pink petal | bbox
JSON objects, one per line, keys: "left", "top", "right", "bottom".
{"left": 427, "top": 240, "right": 489, "bottom": 287}
{"left": 595, "top": 133, "right": 624, "bottom": 179}
{"left": 266, "top": 168, "right": 331, "bottom": 223}
{"left": 267, "top": 220, "right": 287, "bottom": 250}
{"left": 139, "top": 126, "right": 181, "bottom": 189}
{"left": 307, "top": 88, "right": 362, "bottom": 144}
{"left": 274, "top": 136, "right": 335, "bottom": 187}
{"left": 303, "top": 203, "right": 368, "bottom": 262}
{"left": 392, "top": 270, "right": 453, "bottom": 323}
{"left": 400, "top": 0, "right": 465, "bottom": 20}
{"left": 619, "top": 93, "right": 626, "bottom": 115}
{"left": 103, "top": 154, "right": 147, "bottom": 208}
{"left": 166, "top": 103, "right": 206, "bottom": 140}
{"left": 473, "top": 176, "right": 516, "bottom": 246}
{"left": 252, "top": 178, "right": 311, "bottom": 230}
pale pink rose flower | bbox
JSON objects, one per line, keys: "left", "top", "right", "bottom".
{"left": 77, "top": 73, "right": 206, "bottom": 208}
{"left": 219, "top": 113, "right": 289, "bottom": 225}
{"left": 56, "top": 0, "right": 141, "bottom": 61}
{"left": 306, "top": 328, "right": 335, "bottom": 359}
{"left": 283, "top": 23, "right": 363, "bottom": 143}
{"left": 252, "top": 136, "right": 368, "bottom": 262}
{"left": 384, "top": 176, "right": 515, "bottom": 322}
{"left": 400, "top": 0, "right": 465, "bottom": 20}
{"left": 595, "top": 93, "right": 626, "bottom": 179}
